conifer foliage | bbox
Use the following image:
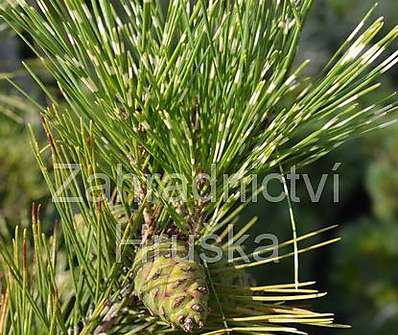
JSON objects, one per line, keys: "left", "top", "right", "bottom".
{"left": 0, "top": 0, "right": 397, "bottom": 334}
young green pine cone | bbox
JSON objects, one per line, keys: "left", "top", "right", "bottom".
{"left": 132, "top": 236, "right": 209, "bottom": 332}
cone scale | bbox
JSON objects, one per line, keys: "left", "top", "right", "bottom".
{"left": 132, "top": 236, "right": 209, "bottom": 332}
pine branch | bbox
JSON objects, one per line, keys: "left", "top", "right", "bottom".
{"left": 0, "top": 1, "right": 397, "bottom": 334}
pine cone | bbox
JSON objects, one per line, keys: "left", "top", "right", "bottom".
{"left": 132, "top": 236, "right": 209, "bottom": 332}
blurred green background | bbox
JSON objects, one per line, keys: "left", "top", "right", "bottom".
{"left": 242, "top": 1, "right": 398, "bottom": 334}
{"left": 0, "top": 1, "right": 397, "bottom": 334}
{"left": 301, "top": 2, "right": 398, "bottom": 334}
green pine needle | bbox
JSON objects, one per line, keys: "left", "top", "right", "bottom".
{"left": 0, "top": 1, "right": 397, "bottom": 334}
